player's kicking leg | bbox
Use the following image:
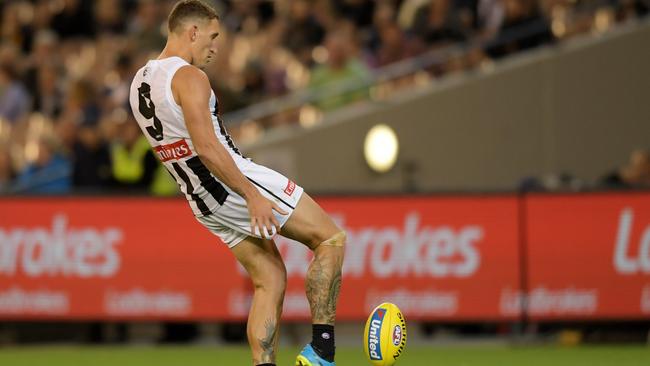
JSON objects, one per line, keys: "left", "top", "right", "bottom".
{"left": 232, "top": 236, "right": 287, "bottom": 366}
{"left": 280, "top": 193, "right": 346, "bottom": 366}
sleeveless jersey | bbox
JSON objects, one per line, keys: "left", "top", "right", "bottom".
{"left": 129, "top": 56, "right": 247, "bottom": 217}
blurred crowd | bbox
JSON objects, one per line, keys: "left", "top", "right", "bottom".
{"left": 519, "top": 149, "right": 650, "bottom": 192}
{"left": 0, "top": 0, "right": 648, "bottom": 195}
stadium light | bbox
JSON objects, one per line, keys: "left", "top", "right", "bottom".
{"left": 364, "top": 124, "right": 399, "bottom": 173}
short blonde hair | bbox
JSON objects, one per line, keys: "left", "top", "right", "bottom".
{"left": 168, "top": 0, "right": 219, "bottom": 34}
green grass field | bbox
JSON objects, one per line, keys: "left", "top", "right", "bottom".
{"left": 0, "top": 345, "right": 649, "bottom": 366}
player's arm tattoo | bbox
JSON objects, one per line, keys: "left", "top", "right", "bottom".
{"left": 257, "top": 317, "right": 278, "bottom": 363}
{"left": 306, "top": 253, "right": 343, "bottom": 324}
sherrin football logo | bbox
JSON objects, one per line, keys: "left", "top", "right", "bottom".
{"left": 364, "top": 303, "right": 407, "bottom": 366}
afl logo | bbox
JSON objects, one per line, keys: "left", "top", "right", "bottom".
{"left": 392, "top": 325, "right": 402, "bottom": 346}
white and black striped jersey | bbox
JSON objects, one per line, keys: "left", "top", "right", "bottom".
{"left": 129, "top": 56, "right": 247, "bottom": 217}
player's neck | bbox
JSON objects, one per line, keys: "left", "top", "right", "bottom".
{"left": 158, "top": 40, "right": 192, "bottom": 65}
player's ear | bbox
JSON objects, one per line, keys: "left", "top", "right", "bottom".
{"left": 190, "top": 25, "right": 198, "bottom": 42}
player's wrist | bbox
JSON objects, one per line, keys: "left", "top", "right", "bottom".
{"left": 240, "top": 185, "right": 262, "bottom": 202}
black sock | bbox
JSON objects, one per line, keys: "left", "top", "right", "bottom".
{"left": 311, "top": 324, "right": 335, "bottom": 362}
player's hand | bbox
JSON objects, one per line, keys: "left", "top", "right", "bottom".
{"left": 246, "top": 193, "right": 288, "bottom": 239}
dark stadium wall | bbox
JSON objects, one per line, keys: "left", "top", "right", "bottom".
{"left": 244, "top": 21, "right": 650, "bottom": 193}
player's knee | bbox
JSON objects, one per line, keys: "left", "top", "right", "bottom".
{"left": 314, "top": 230, "right": 346, "bottom": 255}
{"left": 252, "top": 262, "right": 287, "bottom": 295}
{"left": 325, "top": 230, "right": 346, "bottom": 248}
{"left": 269, "top": 264, "right": 287, "bottom": 294}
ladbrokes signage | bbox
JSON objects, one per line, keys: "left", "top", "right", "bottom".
{"left": 525, "top": 193, "right": 650, "bottom": 320}
{"left": 0, "top": 198, "right": 246, "bottom": 320}
{"left": 0, "top": 214, "right": 122, "bottom": 278}
{"left": 321, "top": 196, "right": 521, "bottom": 321}
{"left": 266, "top": 196, "right": 521, "bottom": 321}
{"left": 1, "top": 193, "right": 649, "bottom": 321}
{"left": 0, "top": 196, "right": 520, "bottom": 321}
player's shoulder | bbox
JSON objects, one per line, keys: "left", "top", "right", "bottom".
{"left": 171, "top": 64, "right": 211, "bottom": 103}
{"left": 130, "top": 62, "right": 154, "bottom": 91}
{"left": 175, "top": 64, "right": 209, "bottom": 85}
{"left": 130, "top": 64, "right": 146, "bottom": 83}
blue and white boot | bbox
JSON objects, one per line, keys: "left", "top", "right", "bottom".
{"left": 295, "top": 344, "right": 335, "bottom": 366}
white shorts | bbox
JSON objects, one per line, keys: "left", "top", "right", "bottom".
{"left": 196, "top": 161, "right": 304, "bottom": 248}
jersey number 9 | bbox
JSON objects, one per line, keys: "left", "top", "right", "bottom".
{"left": 137, "top": 82, "right": 164, "bottom": 141}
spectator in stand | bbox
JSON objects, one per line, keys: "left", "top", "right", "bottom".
{"left": 0, "top": 3, "right": 23, "bottom": 51}
{"left": 13, "top": 136, "right": 72, "bottom": 194}
{"left": 365, "top": 0, "right": 397, "bottom": 53}
{"left": 486, "top": 0, "right": 554, "bottom": 58}
{"left": 59, "top": 79, "right": 101, "bottom": 127}
{"left": 333, "top": 0, "right": 376, "bottom": 29}
{"left": 410, "top": 0, "right": 470, "bottom": 46}
{"left": 454, "top": 0, "right": 481, "bottom": 31}
{"left": 0, "top": 147, "right": 14, "bottom": 194}
{"left": 614, "top": 0, "right": 650, "bottom": 20}
{"left": 104, "top": 53, "right": 137, "bottom": 112}
{"left": 50, "top": 0, "right": 96, "bottom": 40}
{"left": 15, "top": 0, "right": 56, "bottom": 55}
{"left": 374, "top": 21, "right": 415, "bottom": 67}
{"left": 22, "top": 30, "right": 64, "bottom": 120}
{"left": 0, "top": 63, "right": 30, "bottom": 124}
{"left": 110, "top": 115, "right": 177, "bottom": 196}
{"left": 282, "top": 0, "right": 326, "bottom": 66}
{"left": 220, "top": 0, "right": 272, "bottom": 33}
{"left": 240, "top": 59, "right": 267, "bottom": 105}
{"left": 128, "top": 0, "right": 166, "bottom": 52}
{"left": 72, "top": 124, "right": 112, "bottom": 190}
{"left": 601, "top": 149, "right": 650, "bottom": 189}
{"left": 364, "top": 2, "right": 421, "bottom": 68}
{"left": 110, "top": 115, "right": 157, "bottom": 192}
{"left": 32, "top": 63, "right": 64, "bottom": 119}
{"left": 477, "top": 0, "right": 505, "bottom": 39}
{"left": 309, "top": 30, "right": 372, "bottom": 111}
{"left": 94, "top": 0, "right": 128, "bottom": 35}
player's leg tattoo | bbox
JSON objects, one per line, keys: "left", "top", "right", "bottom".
{"left": 233, "top": 238, "right": 286, "bottom": 365}
{"left": 306, "top": 232, "right": 346, "bottom": 324}
{"left": 256, "top": 317, "right": 278, "bottom": 363}
{"left": 251, "top": 283, "right": 284, "bottom": 365}
{"left": 250, "top": 296, "right": 283, "bottom": 365}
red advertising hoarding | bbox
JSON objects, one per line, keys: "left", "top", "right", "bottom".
{"left": 525, "top": 193, "right": 650, "bottom": 320}
{"left": 0, "top": 198, "right": 244, "bottom": 320}
{"left": 0, "top": 196, "right": 521, "bottom": 321}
